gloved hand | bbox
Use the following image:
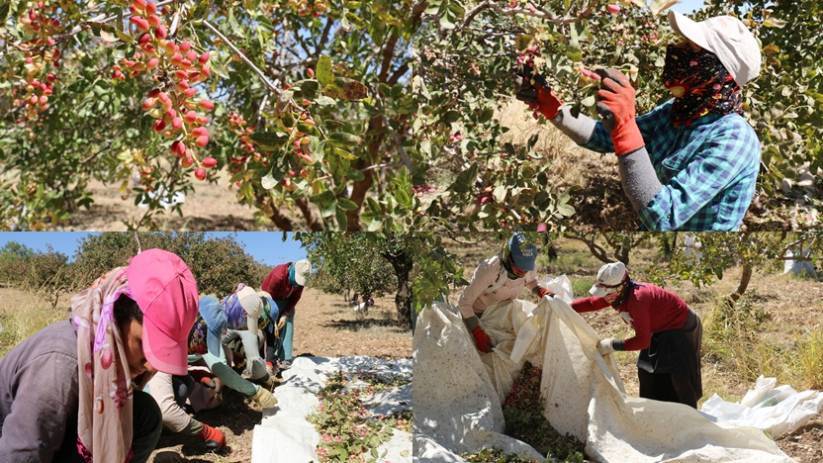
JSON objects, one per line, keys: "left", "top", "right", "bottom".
{"left": 199, "top": 423, "right": 226, "bottom": 449}
{"left": 595, "top": 68, "right": 644, "bottom": 156}
{"left": 471, "top": 326, "right": 494, "bottom": 353}
{"left": 597, "top": 338, "right": 616, "bottom": 356}
{"left": 463, "top": 315, "right": 494, "bottom": 353}
{"left": 251, "top": 385, "right": 279, "bottom": 409}
{"left": 515, "top": 67, "right": 563, "bottom": 120}
{"left": 536, "top": 286, "right": 554, "bottom": 299}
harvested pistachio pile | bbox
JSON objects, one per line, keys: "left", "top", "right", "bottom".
{"left": 460, "top": 448, "right": 539, "bottom": 463}
{"left": 502, "top": 362, "right": 589, "bottom": 463}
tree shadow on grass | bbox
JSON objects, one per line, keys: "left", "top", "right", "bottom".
{"left": 322, "top": 317, "right": 408, "bottom": 332}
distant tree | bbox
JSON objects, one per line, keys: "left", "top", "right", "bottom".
{"left": 300, "top": 232, "right": 462, "bottom": 329}
{"left": 71, "top": 232, "right": 267, "bottom": 295}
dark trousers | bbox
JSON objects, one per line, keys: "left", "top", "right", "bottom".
{"left": 56, "top": 390, "right": 163, "bottom": 463}
{"left": 637, "top": 310, "right": 703, "bottom": 408}
{"left": 638, "top": 369, "right": 698, "bottom": 408}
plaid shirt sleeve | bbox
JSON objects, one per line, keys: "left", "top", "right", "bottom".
{"left": 638, "top": 117, "right": 760, "bottom": 230}
{"left": 583, "top": 101, "right": 673, "bottom": 153}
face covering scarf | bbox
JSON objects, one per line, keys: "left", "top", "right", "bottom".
{"left": 70, "top": 267, "right": 135, "bottom": 463}
{"left": 662, "top": 44, "right": 743, "bottom": 127}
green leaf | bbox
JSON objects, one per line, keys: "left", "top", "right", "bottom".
{"left": 316, "top": 55, "right": 334, "bottom": 86}
{"left": 329, "top": 132, "right": 363, "bottom": 146}
{"left": 0, "top": 2, "right": 10, "bottom": 23}
{"left": 443, "top": 110, "right": 461, "bottom": 123}
{"left": 315, "top": 95, "right": 336, "bottom": 106}
{"left": 338, "top": 198, "right": 359, "bottom": 211}
{"left": 449, "top": 163, "right": 477, "bottom": 194}
{"left": 251, "top": 131, "right": 288, "bottom": 149}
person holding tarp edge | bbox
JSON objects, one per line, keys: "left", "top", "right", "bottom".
{"left": 517, "top": 11, "right": 762, "bottom": 231}
{"left": 572, "top": 261, "right": 703, "bottom": 408}
{"left": 459, "top": 232, "right": 555, "bottom": 353}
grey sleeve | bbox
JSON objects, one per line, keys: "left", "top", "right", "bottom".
{"left": 550, "top": 106, "right": 597, "bottom": 145}
{"left": 0, "top": 353, "right": 77, "bottom": 462}
{"left": 617, "top": 148, "right": 663, "bottom": 213}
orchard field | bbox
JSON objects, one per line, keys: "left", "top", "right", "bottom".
{"left": 1, "top": 0, "right": 820, "bottom": 231}
{"left": 440, "top": 232, "right": 823, "bottom": 462}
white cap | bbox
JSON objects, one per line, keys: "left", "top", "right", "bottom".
{"left": 236, "top": 285, "right": 262, "bottom": 334}
{"left": 589, "top": 262, "right": 628, "bottom": 297}
{"left": 668, "top": 11, "right": 761, "bottom": 86}
{"left": 294, "top": 259, "right": 311, "bottom": 287}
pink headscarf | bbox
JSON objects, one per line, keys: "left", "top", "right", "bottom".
{"left": 70, "top": 249, "right": 198, "bottom": 462}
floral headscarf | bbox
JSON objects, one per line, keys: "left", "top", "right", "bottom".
{"left": 663, "top": 43, "right": 743, "bottom": 127}
{"left": 70, "top": 267, "right": 135, "bottom": 463}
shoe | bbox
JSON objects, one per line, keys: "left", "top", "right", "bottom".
{"left": 277, "top": 360, "right": 292, "bottom": 371}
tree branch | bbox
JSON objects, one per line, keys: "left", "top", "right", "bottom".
{"left": 388, "top": 59, "right": 411, "bottom": 85}
{"left": 295, "top": 197, "right": 322, "bottom": 231}
{"left": 201, "top": 20, "right": 300, "bottom": 111}
{"left": 314, "top": 18, "right": 334, "bottom": 59}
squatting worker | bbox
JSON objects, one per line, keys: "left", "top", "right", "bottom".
{"left": 188, "top": 285, "right": 279, "bottom": 406}
{"left": 146, "top": 284, "right": 280, "bottom": 451}
{"left": 459, "top": 232, "right": 554, "bottom": 353}
{"left": 0, "top": 249, "right": 199, "bottom": 462}
{"left": 571, "top": 262, "right": 703, "bottom": 408}
{"left": 519, "top": 12, "right": 761, "bottom": 231}
{"left": 261, "top": 259, "right": 311, "bottom": 370}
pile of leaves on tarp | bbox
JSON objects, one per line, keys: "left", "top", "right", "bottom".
{"left": 502, "top": 362, "right": 588, "bottom": 463}
{"left": 309, "top": 370, "right": 409, "bottom": 462}
{"left": 460, "top": 447, "right": 538, "bottom": 463}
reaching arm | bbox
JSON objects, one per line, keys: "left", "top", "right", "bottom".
{"left": 570, "top": 296, "right": 611, "bottom": 313}
{"left": 614, "top": 307, "right": 652, "bottom": 351}
{"left": 457, "top": 257, "right": 500, "bottom": 319}
{"left": 145, "top": 372, "right": 198, "bottom": 434}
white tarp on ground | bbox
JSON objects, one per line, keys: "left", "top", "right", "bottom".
{"left": 701, "top": 376, "right": 823, "bottom": 439}
{"left": 252, "top": 356, "right": 412, "bottom": 463}
{"left": 413, "top": 281, "right": 794, "bottom": 463}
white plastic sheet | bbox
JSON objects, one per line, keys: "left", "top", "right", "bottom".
{"left": 251, "top": 356, "right": 412, "bottom": 463}
{"left": 701, "top": 376, "right": 823, "bottom": 438}
{"left": 413, "top": 294, "right": 795, "bottom": 463}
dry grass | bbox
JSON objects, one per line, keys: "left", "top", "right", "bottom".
{"left": 0, "top": 287, "right": 69, "bottom": 356}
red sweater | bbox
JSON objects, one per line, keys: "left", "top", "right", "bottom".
{"left": 261, "top": 263, "right": 303, "bottom": 317}
{"left": 571, "top": 283, "right": 689, "bottom": 351}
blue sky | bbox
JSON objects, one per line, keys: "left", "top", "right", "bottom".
{"left": 673, "top": 0, "right": 704, "bottom": 13}
{"left": 0, "top": 232, "right": 307, "bottom": 265}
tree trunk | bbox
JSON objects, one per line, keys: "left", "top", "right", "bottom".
{"left": 726, "top": 260, "right": 753, "bottom": 308}
{"left": 383, "top": 248, "right": 414, "bottom": 330}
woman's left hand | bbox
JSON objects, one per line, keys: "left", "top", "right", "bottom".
{"left": 597, "top": 338, "right": 616, "bottom": 356}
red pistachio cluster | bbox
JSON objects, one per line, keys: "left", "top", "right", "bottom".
{"left": 13, "top": 2, "right": 65, "bottom": 122}
{"left": 118, "top": 0, "right": 216, "bottom": 180}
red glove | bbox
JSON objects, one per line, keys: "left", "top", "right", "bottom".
{"left": 596, "top": 68, "right": 644, "bottom": 156}
{"left": 199, "top": 423, "right": 226, "bottom": 449}
{"left": 536, "top": 286, "right": 553, "bottom": 298}
{"left": 471, "top": 326, "right": 494, "bottom": 353}
{"left": 532, "top": 85, "right": 563, "bottom": 120}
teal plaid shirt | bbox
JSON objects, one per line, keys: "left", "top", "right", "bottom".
{"left": 585, "top": 101, "right": 760, "bottom": 231}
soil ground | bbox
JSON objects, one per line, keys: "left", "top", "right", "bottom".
{"left": 0, "top": 286, "right": 410, "bottom": 463}
{"left": 445, "top": 237, "right": 823, "bottom": 462}
{"left": 65, "top": 173, "right": 261, "bottom": 231}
